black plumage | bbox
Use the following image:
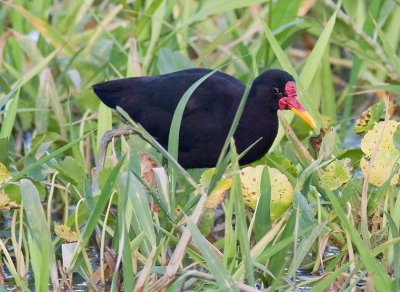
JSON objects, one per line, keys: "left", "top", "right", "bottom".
{"left": 93, "top": 68, "right": 315, "bottom": 168}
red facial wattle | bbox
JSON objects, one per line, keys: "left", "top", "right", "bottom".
{"left": 278, "top": 81, "right": 317, "bottom": 129}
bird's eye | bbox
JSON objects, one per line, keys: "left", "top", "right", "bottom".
{"left": 273, "top": 88, "right": 281, "bottom": 94}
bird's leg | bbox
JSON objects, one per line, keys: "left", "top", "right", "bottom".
{"left": 91, "top": 128, "right": 136, "bottom": 194}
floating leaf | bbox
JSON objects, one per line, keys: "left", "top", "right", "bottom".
{"left": 320, "top": 158, "right": 353, "bottom": 190}
{"left": 54, "top": 225, "right": 79, "bottom": 243}
{"left": 360, "top": 120, "right": 400, "bottom": 186}
{"left": 354, "top": 102, "right": 385, "bottom": 134}
{"left": 241, "top": 165, "right": 293, "bottom": 219}
{"left": 200, "top": 168, "right": 232, "bottom": 208}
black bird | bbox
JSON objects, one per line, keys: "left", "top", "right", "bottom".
{"left": 93, "top": 68, "right": 316, "bottom": 168}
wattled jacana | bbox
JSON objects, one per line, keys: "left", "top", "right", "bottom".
{"left": 93, "top": 68, "right": 316, "bottom": 168}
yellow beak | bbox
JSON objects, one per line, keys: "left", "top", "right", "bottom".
{"left": 290, "top": 107, "right": 317, "bottom": 129}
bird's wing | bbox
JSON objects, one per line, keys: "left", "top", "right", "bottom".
{"left": 93, "top": 69, "right": 246, "bottom": 153}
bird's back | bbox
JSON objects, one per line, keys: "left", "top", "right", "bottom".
{"left": 93, "top": 69, "right": 247, "bottom": 167}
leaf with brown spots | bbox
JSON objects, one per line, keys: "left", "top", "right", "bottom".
{"left": 354, "top": 101, "right": 385, "bottom": 134}
{"left": 54, "top": 225, "right": 79, "bottom": 243}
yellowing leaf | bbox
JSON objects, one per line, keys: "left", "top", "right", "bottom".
{"left": 320, "top": 158, "right": 353, "bottom": 190}
{"left": 0, "top": 162, "right": 11, "bottom": 185}
{"left": 355, "top": 102, "right": 385, "bottom": 134}
{"left": 55, "top": 225, "right": 79, "bottom": 243}
{"left": 200, "top": 168, "right": 232, "bottom": 208}
{"left": 360, "top": 120, "right": 400, "bottom": 186}
{"left": 361, "top": 120, "right": 399, "bottom": 155}
{"left": 241, "top": 165, "right": 264, "bottom": 209}
{"left": 0, "top": 194, "right": 11, "bottom": 209}
{"left": 240, "top": 165, "right": 293, "bottom": 219}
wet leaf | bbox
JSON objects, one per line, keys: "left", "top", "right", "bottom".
{"left": 320, "top": 158, "right": 353, "bottom": 190}
{"left": 240, "top": 165, "right": 293, "bottom": 220}
{"left": 54, "top": 225, "right": 79, "bottom": 243}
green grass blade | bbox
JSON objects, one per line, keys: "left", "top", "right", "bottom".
{"left": 168, "top": 70, "right": 216, "bottom": 212}
{"left": 187, "top": 218, "right": 239, "bottom": 291}
{"left": 373, "top": 17, "right": 400, "bottom": 76}
{"left": 300, "top": 11, "right": 337, "bottom": 89}
{"left": 254, "top": 166, "right": 272, "bottom": 241}
{"left": 287, "top": 221, "right": 327, "bottom": 277}
{"left": 7, "top": 3, "right": 75, "bottom": 56}
{"left": 0, "top": 130, "right": 94, "bottom": 192}
{"left": 21, "top": 179, "right": 58, "bottom": 291}
{"left": 309, "top": 261, "right": 352, "bottom": 292}
{"left": 0, "top": 48, "right": 60, "bottom": 98}
{"left": 184, "top": 0, "right": 269, "bottom": 27}
{"left": 230, "top": 139, "right": 254, "bottom": 285}
{"left": 0, "top": 88, "right": 19, "bottom": 139}
{"left": 261, "top": 19, "right": 322, "bottom": 152}
{"left": 168, "top": 70, "right": 216, "bottom": 161}
{"left": 125, "top": 173, "right": 157, "bottom": 256}
{"left": 320, "top": 179, "right": 393, "bottom": 291}
{"left": 0, "top": 79, "right": 20, "bottom": 110}
{"left": 68, "top": 156, "right": 125, "bottom": 271}
{"left": 116, "top": 107, "right": 197, "bottom": 188}
{"left": 359, "top": 85, "right": 400, "bottom": 94}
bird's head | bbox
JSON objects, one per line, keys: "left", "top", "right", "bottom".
{"left": 260, "top": 69, "right": 317, "bottom": 129}
{"left": 278, "top": 81, "right": 316, "bottom": 129}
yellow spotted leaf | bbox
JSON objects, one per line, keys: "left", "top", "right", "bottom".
{"left": 54, "top": 225, "right": 79, "bottom": 243}
{"left": 320, "top": 158, "right": 353, "bottom": 190}
{"left": 355, "top": 101, "right": 385, "bottom": 134}
{"left": 0, "top": 162, "right": 12, "bottom": 185}
{"left": 200, "top": 168, "right": 232, "bottom": 208}
{"left": 240, "top": 165, "right": 293, "bottom": 219}
{"left": 360, "top": 120, "right": 400, "bottom": 186}
{"left": 0, "top": 194, "right": 11, "bottom": 209}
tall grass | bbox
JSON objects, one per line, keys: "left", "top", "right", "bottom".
{"left": 0, "top": 0, "right": 400, "bottom": 290}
